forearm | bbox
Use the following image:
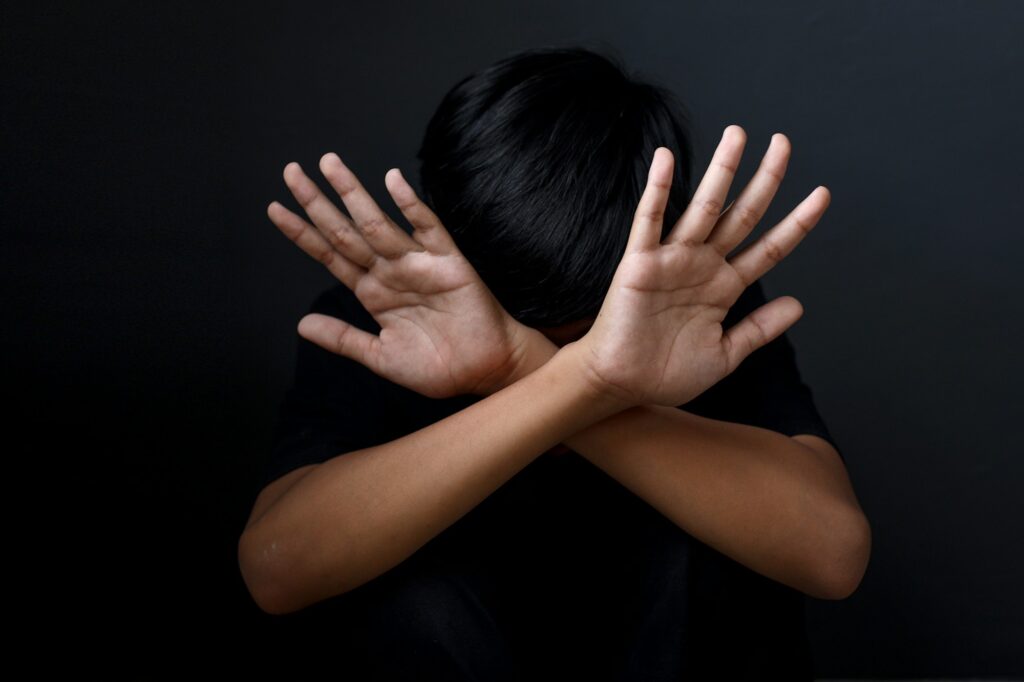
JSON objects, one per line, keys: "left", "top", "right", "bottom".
{"left": 239, "top": 346, "right": 625, "bottom": 615}
{"left": 491, "top": 334, "right": 867, "bottom": 599}
{"left": 565, "top": 404, "right": 866, "bottom": 599}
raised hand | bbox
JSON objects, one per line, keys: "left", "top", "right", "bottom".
{"left": 568, "top": 125, "right": 831, "bottom": 409}
{"left": 267, "top": 153, "right": 543, "bottom": 399}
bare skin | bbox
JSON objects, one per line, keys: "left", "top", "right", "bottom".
{"left": 241, "top": 125, "right": 871, "bottom": 615}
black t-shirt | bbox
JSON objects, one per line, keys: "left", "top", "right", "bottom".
{"left": 259, "top": 279, "right": 843, "bottom": 679}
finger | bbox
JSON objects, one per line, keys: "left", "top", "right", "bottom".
{"left": 282, "top": 162, "right": 377, "bottom": 269}
{"left": 384, "top": 168, "right": 460, "bottom": 256}
{"left": 319, "top": 153, "right": 424, "bottom": 261}
{"left": 665, "top": 124, "right": 747, "bottom": 246}
{"left": 722, "top": 295, "right": 804, "bottom": 375}
{"left": 707, "top": 133, "right": 792, "bottom": 257}
{"left": 297, "top": 313, "right": 382, "bottom": 373}
{"left": 268, "top": 200, "right": 365, "bottom": 291}
{"left": 728, "top": 186, "right": 831, "bottom": 286}
{"left": 625, "top": 147, "right": 675, "bottom": 254}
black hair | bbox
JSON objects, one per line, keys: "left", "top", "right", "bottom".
{"left": 415, "top": 45, "right": 696, "bottom": 328}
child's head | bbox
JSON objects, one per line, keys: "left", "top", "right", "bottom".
{"left": 416, "top": 45, "right": 696, "bottom": 329}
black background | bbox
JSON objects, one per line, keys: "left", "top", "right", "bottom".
{"left": 5, "top": 1, "right": 1022, "bottom": 676}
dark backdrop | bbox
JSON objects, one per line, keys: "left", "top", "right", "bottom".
{"left": 5, "top": 1, "right": 1022, "bottom": 677}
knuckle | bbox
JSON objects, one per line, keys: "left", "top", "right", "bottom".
{"left": 639, "top": 207, "right": 665, "bottom": 223}
{"left": 745, "top": 313, "right": 770, "bottom": 351}
{"left": 404, "top": 204, "right": 433, "bottom": 231}
{"left": 750, "top": 327, "right": 768, "bottom": 354}
{"left": 316, "top": 247, "right": 336, "bottom": 267}
{"left": 394, "top": 191, "right": 420, "bottom": 213}
{"left": 762, "top": 236, "right": 786, "bottom": 264}
{"left": 326, "top": 226, "right": 343, "bottom": 247}
{"left": 280, "top": 220, "right": 303, "bottom": 243}
{"left": 762, "top": 163, "right": 786, "bottom": 183}
{"left": 793, "top": 212, "right": 814, "bottom": 234}
{"left": 359, "top": 215, "right": 388, "bottom": 236}
{"left": 714, "top": 158, "right": 739, "bottom": 175}
{"left": 333, "top": 175, "right": 359, "bottom": 201}
{"left": 293, "top": 183, "right": 318, "bottom": 207}
{"left": 329, "top": 226, "right": 352, "bottom": 249}
{"left": 697, "top": 196, "right": 723, "bottom": 217}
{"left": 735, "top": 203, "right": 761, "bottom": 230}
{"left": 332, "top": 325, "right": 351, "bottom": 353}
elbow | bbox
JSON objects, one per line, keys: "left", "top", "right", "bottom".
{"left": 813, "top": 509, "right": 873, "bottom": 601}
{"left": 238, "top": 525, "right": 305, "bottom": 616}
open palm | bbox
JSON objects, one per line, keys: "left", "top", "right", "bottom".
{"left": 267, "top": 153, "right": 532, "bottom": 398}
{"left": 573, "top": 126, "right": 832, "bottom": 408}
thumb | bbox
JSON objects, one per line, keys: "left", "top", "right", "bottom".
{"left": 298, "top": 313, "right": 381, "bottom": 371}
{"left": 722, "top": 296, "right": 803, "bottom": 375}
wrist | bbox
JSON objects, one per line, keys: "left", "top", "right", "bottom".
{"left": 549, "top": 341, "right": 636, "bottom": 419}
{"left": 482, "top": 325, "right": 559, "bottom": 396}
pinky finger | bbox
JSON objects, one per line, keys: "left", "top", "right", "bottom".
{"left": 721, "top": 295, "right": 804, "bottom": 375}
{"left": 728, "top": 186, "right": 831, "bottom": 286}
{"left": 297, "top": 313, "right": 382, "bottom": 373}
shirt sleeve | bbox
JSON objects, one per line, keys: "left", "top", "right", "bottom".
{"left": 680, "top": 278, "right": 846, "bottom": 463}
{"left": 259, "top": 285, "right": 400, "bottom": 488}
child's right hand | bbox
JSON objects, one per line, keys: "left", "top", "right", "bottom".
{"left": 267, "top": 153, "right": 546, "bottom": 399}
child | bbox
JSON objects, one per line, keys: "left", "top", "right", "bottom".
{"left": 240, "top": 45, "right": 868, "bottom": 681}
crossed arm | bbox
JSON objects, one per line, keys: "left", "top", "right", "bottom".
{"left": 239, "top": 125, "right": 871, "bottom": 614}
{"left": 497, "top": 329, "right": 869, "bottom": 601}
{"left": 241, "top": 337, "right": 866, "bottom": 616}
